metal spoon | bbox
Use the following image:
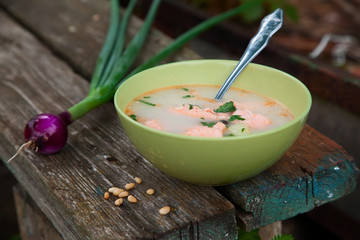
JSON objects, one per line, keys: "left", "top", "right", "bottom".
{"left": 214, "top": 8, "right": 283, "bottom": 100}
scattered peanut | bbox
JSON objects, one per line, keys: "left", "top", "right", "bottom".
{"left": 159, "top": 206, "right": 171, "bottom": 215}
{"left": 146, "top": 188, "right": 155, "bottom": 195}
{"left": 118, "top": 191, "right": 129, "bottom": 198}
{"left": 125, "top": 183, "right": 136, "bottom": 190}
{"left": 127, "top": 195, "right": 138, "bottom": 203}
{"left": 104, "top": 192, "right": 110, "bottom": 200}
{"left": 114, "top": 198, "right": 123, "bottom": 206}
{"left": 134, "top": 177, "right": 142, "bottom": 184}
{"left": 108, "top": 187, "right": 118, "bottom": 193}
{"left": 113, "top": 188, "right": 124, "bottom": 196}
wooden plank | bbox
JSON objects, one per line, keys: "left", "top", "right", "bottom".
{"left": 0, "top": 0, "right": 201, "bottom": 80}
{"left": 1, "top": 0, "right": 358, "bottom": 233}
{"left": 0, "top": 7, "right": 237, "bottom": 240}
{"left": 14, "top": 182, "right": 283, "bottom": 240}
{"left": 13, "top": 184, "right": 63, "bottom": 240}
{"left": 218, "top": 125, "right": 359, "bottom": 230}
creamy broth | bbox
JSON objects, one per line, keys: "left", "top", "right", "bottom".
{"left": 125, "top": 85, "right": 294, "bottom": 137}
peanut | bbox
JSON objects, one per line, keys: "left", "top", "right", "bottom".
{"left": 104, "top": 192, "right": 110, "bottom": 200}
{"left": 135, "top": 177, "right": 142, "bottom": 184}
{"left": 113, "top": 188, "right": 124, "bottom": 196}
{"left": 125, "top": 183, "right": 136, "bottom": 190}
{"left": 146, "top": 188, "right": 155, "bottom": 195}
{"left": 108, "top": 187, "right": 119, "bottom": 193}
{"left": 118, "top": 191, "right": 129, "bottom": 198}
{"left": 114, "top": 198, "right": 123, "bottom": 206}
{"left": 159, "top": 206, "right": 171, "bottom": 215}
{"left": 127, "top": 195, "right": 137, "bottom": 203}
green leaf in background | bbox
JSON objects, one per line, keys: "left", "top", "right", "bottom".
{"left": 9, "top": 234, "right": 21, "bottom": 240}
{"left": 237, "top": 228, "right": 294, "bottom": 240}
{"left": 240, "top": 0, "right": 264, "bottom": 23}
{"left": 283, "top": 4, "right": 299, "bottom": 22}
{"left": 238, "top": 228, "right": 261, "bottom": 240}
{"left": 237, "top": 0, "right": 299, "bottom": 23}
{"left": 272, "top": 234, "right": 294, "bottom": 240}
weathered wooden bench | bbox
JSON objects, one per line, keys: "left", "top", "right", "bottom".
{"left": 0, "top": 0, "right": 358, "bottom": 239}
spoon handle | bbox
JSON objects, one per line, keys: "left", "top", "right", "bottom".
{"left": 214, "top": 8, "right": 283, "bottom": 100}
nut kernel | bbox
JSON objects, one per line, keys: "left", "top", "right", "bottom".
{"left": 127, "top": 195, "right": 137, "bottom": 203}
{"left": 125, "top": 183, "right": 136, "bottom": 190}
{"left": 135, "top": 177, "right": 142, "bottom": 184}
{"left": 146, "top": 188, "right": 155, "bottom": 195}
{"left": 104, "top": 192, "right": 110, "bottom": 200}
{"left": 118, "top": 191, "right": 129, "bottom": 198}
{"left": 108, "top": 187, "right": 119, "bottom": 193}
{"left": 159, "top": 206, "right": 171, "bottom": 215}
{"left": 113, "top": 188, "right": 124, "bottom": 196}
{"left": 114, "top": 198, "right": 123, "bottom": 206}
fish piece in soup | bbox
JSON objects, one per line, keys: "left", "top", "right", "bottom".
{"left": 184, "top": 122, "right": 226, "bottom": 137}
{"left": 233, "top": 109, "right": 271, "bottom": 129}
{"left": 143, "top": 119, "right": 162, "bottom": 130}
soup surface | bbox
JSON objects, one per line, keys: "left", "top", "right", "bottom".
{"left": 125, "top": 84, "right": 294, "bottom": 137}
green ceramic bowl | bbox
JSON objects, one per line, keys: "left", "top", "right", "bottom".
{"left": 114, "top": 60, "right": 312, "bottom": 185}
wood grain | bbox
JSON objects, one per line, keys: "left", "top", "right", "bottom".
{"left": 13, "top": 185, "right": 63, "bottom": 240}
{"left": 0, "top": 0, "right": 358, "bottom": 235}
{"left": 0, "top": 7, "right": 236, "bottom": 240}
{"left": 0, "top": 0, "right": 201, "bottom": 80}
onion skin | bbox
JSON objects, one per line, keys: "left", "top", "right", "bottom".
{"left": 24, "top": 113, "right": 68, "bottom": 154}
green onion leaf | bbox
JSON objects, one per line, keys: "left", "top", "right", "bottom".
{"left": 89, "top": 0, "right": 120, "bottom": 92}
{"left": 109, "top": 0, "right": 161, "bottom": 84}
{"left": 97, "top": 0, "right": 138, "bottom": 89}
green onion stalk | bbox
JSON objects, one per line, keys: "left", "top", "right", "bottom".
{"left": 10, "top": 0, "right": 264, "bottom": 159}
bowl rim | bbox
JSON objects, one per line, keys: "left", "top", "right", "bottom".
{"left": 114, "top": 59, "right": 312, "bottom": 141}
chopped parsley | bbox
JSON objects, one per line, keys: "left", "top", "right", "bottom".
{"left": 143, "top": 96, "right": 150, "bottom": 99}
{"left": 137, "top": 99, "right": 156, "bottom": 106}
{"left": 129, "top": 114, "right": 137, "bottom": 121}
{"left": 182, "top": 95, "right": 194, "bottom": 98}
{"left": 200, "top": 121, "right": 217, "bottom": 128}
{"left": 187, "top": 104, "right": 200, "bottom": 110}
{"left": 182, "top": 88, "right": 189, "bottom": 92}
{"left": 228, "top": 115, "right": 245, "bottom": 121}
{"left": 213, "top": 101, "right": 236, "bottom": 113}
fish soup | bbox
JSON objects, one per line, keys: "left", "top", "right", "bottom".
{"left": 125, "top": 84, "right": 294, "bottom": 137}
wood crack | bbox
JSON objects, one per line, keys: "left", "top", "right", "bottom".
{"left": 300, "top": 166, "right": 315, "bottom": 206}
